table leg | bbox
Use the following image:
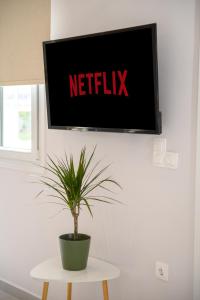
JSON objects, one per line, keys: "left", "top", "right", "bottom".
{"left": 102, "top": 280, "right": 109, "bottom": 300}
{"left": 67, "top": 282, "right": 72, "bottom": 300}
{"left": 41, "top": 282, "right": 49, "bottom": 300}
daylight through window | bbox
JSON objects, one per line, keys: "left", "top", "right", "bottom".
{"left": 0, "top": 85, "right": 38, "bottom": 156}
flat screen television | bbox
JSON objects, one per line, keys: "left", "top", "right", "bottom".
{"left": 43, "top": 23, "right": 162, "bottom": 134}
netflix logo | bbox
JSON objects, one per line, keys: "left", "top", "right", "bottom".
{"left": 68, "top": 69, "right": 129, "bottom": 97}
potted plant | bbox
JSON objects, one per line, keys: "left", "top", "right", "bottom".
{"left": 38, "top": 146, "right": 121, "bottom": 271}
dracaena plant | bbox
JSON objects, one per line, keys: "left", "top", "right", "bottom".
{"left": 39, "top": 147, "right": 121, "bottom": 240}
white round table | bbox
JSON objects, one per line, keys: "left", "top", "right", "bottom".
{"left": 30, "top": 257, "right": 120, "bottom": 300}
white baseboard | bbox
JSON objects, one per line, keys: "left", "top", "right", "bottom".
{"left": 0, "top": 278, "right": 40, "bottom": 300}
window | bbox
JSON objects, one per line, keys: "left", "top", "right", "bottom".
{"left": 0, "top": 85, "right": 39, "bottom": 162}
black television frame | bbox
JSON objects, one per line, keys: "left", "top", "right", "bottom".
{"left": 43, "top": 23, "right": 162, "bottom": 134}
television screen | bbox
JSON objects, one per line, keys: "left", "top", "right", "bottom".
{"left": 43, "top": 23, "right": 161, "bottom": 134}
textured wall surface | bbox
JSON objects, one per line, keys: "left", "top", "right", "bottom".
{"left": 0, "top": 0, "right": 197, "bottom": 299}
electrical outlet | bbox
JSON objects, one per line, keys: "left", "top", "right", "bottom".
{"left": 155, "top": 261, "right": 169, "bottom": 281}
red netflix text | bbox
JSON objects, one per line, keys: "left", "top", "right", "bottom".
{"left": 68, "top": 70, "right": 129, "bottom": 97}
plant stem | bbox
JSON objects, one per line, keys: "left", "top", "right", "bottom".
{"left": 73, "top": 213, "right": 78, "bottom": 240}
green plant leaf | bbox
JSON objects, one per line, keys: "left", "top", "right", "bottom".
{"left": 37, "top": 146, "right": 121, "bottom": 239}
{"left": 82, "top": 197, "right": 93, "bottom": 217}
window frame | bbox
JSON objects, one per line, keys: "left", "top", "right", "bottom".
{"left": 0, "top": 84, "right": 45, "bottom": 167}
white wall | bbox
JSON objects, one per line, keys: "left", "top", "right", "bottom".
{"left": 0, "top": 0, "right": 198, "bottom": 300}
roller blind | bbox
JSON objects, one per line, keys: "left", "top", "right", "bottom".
{"left": 0, "top": 0, "right": 50, "bottom": 85}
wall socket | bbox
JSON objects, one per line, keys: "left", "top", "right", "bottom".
{"left": 155, "top": 261, "right": 169, "bottom": 281}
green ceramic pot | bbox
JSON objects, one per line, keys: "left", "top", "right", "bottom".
{"left": 59, "top": 233, "right": 91, "bottom": 271}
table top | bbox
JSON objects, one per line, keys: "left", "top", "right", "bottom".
{"left": 30, "top": 257, "right": 120, "bottom": 283}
